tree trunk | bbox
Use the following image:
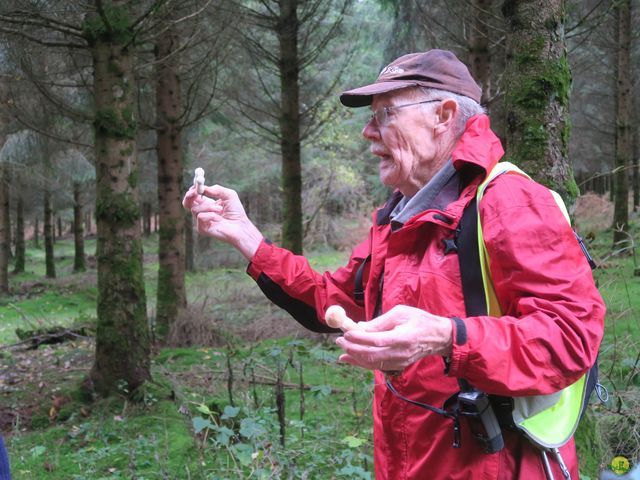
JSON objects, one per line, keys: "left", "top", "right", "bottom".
{"left": 612, "top": 0, "right": 631, "bottom": 246}
{"left": 468, "top": 0, "right": 492, "bottom": 104}
{"left": 34, "top": 216, "right": 39, "bottom": 248}
{"left": 73, "top": 182, "right": 86, "bottom": 272}
{"left": 609, "top": 173, "right": 614, "bottom": 202}
{"left": 633, "top": 127, "right": 639, "bottom": 212}
{"left": 0, "top": 164, "right": 8, "bottom": 295}
{"left": 184, "top": 210, "right": 194, "bottom": 272}
{"left": 44, "top": 188, "right": 56, "bottom": 279}
{"left": 56, "top": 216, "right": 63, "bottom": 240}
{"left": 142, "top": 201, "right": 151, "bottom": 236}
{"left": 13, "top": 196, "right": 25, "bottom": 274}
{"left": 85, "top": 209, "right": 93, "bottom": 235}
{"left": 87, "top": 4, "right": 151, "bottom": 396}
{"left": 502, "top": 0, "right": 576, "bottom": 202}
{"left": 383, "top": 0, "right": 419, "bottom": 64}
{"left": 154, "top": 25, "right": 186, "bottom": 341}
{"left": 278, "top": 0, "right": 303, "bottom": 254}
{"left": 2, "top": 168, "right": 11, "bottom": 261}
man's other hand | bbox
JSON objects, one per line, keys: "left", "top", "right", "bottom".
{"left": 335, "top": 305, "right": 453, "bottom": 372}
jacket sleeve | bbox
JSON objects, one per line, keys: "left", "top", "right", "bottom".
{"left": 447, "top": 173, "right": 606, "bottom": 396}
{"left": 246, "top": 236, "right": 370, "bottom": 333}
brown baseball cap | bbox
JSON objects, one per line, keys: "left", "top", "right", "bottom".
{"left": 340, "top": 49, "right": 482, "bottom": 107}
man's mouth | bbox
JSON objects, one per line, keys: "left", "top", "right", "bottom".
{"left": 371, "top": 148, "right": 391, "bottom": 160}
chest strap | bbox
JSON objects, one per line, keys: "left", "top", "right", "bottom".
{"left": 354, "top": 254, "right": 371, "bottom": 304}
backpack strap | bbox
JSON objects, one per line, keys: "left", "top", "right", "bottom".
{"left": 353, "top": 254, "right": 371, "bottom": 305}
{"left": 456, "top": 196, "right": 487, "bottom": 317}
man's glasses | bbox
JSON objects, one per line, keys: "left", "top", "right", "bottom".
{"left": 369, "top": 99, "right": 442, "bottom": 126}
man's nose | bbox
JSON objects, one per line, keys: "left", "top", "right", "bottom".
{"left": 362, "top": 119, "right": 381, "bottom": 140}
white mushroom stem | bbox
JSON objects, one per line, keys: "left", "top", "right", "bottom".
{"left": 325, "top": 305, "right": 363, "bottom": 332}
{"left": 194, "top": 168, "right": 205, "bottom": 194}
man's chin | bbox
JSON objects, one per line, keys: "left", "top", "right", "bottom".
{"left": 378, "top": 172, "right": 397, "bottom": 190}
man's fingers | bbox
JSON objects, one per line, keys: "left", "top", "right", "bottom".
{"left": 338, "top": 354, "right": 371, "bottom": 369}
{"left": 357, "top": 313, "right": 400, "bottom": 333}
{"left": 342, "top": 330, "right": 404, "bottom": 348}
{"left": 201, "top": 184, "right": 237, "bottom": 201}
{"left": 191, "top": 200, "right": 223, "bottom": 216}
{"left": 336, "top": 336, "right": 392, "bottom": 357}
{"left": 182, "top": 186, "right": 198, "bottom": 209}
{"left": 195, "top": 211, "right": 223, "bottom": 227}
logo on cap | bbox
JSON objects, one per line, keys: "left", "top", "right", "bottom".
{"left": 379, "top": 66, "right": 405, "bottom": 77}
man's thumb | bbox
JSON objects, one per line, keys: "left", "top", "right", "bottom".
{"left": 359, "top": 312, "right": 398, "bottom": 333}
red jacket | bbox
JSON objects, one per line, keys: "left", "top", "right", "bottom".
{"left": 247, "top": 115, "right": 605, "bottom": 479}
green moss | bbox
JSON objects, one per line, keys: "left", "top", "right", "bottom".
{"left": 511, "top": 51, "right": 571, "bottom": 113}
{"left": 122, "top": 106, "right": 135, "bottom": 127}
{"left": 515, "top": 36, "right": 545, "bottom": 67}
{"left": 97, "top": 238, "right": 144, "bottom": 284}
{"left": 94, "top": 234, "right": 148, "bottom": 395}
{"left": 82, "top": 4, "right": 133, "bottom": 44}
{"left": 158, "top": 221, "right": 178, "bottom": 242}
{"left": 30, "top": 414, "right": 50, "bottom": 430}
{"left": 119, "top": 145, "right": 134, "bottom": 157}
{"left": 508, "top": 122, "right": 548, "bottom": 167}
{"left": 94, "top": 107, "right": 137, "bottom": 140}
{"left": 95, "top": 191, "right": 139, "bottom": 227}
{"left": 506, "top": 48, "right": 572, "bottom": 173}
{"left": 127, "top": 169, "right": 138, "bottom": 188}
{"left": 565, "top": 175, "right": 579, "bottom": 201}
{"left": 108, "top": 59, "right": 123, "bottom": 76}
{"left": 562, "top": 118, "right": 572, "bottom": 156}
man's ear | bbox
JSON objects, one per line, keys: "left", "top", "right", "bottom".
{"left": 434, "top": 99, "right": 458, "bottom": 136}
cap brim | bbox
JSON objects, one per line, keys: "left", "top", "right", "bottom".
{"left": 339, "top": 81, "right": 418, "bottom": 107}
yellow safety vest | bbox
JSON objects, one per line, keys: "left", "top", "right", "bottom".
{"left": 476, "top": 162, "right": 591, "bottom": 449}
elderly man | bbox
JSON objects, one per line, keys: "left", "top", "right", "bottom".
{"left": 183, "top": 50, "right": 605, "bottom": 480}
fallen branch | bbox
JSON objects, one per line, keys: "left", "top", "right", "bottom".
{"left": 10, "top": 325, "right": 92, "bottom": 350}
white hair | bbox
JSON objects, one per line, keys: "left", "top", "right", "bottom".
{"left": 415, "top": 87, "right": 485, "bottom": 138}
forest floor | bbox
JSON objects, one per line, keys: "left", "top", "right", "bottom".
{"left": 0, "top": 193, "right": 638, "bottom": 479}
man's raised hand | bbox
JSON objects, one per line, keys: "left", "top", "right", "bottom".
{"left": 182, "top": 183, "right": 263, "bottom": 261}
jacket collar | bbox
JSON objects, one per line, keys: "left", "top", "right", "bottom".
{"left": 451, "top": 114, "right": 504, "bottom": 176}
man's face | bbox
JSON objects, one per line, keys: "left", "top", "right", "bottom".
{"left": 362, "top": 90, "right": 443, "bottom": 197}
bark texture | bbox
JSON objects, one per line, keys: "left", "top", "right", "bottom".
{"left": 0, "top": 164, "right": 8, "bottom": 294}
{"left": 33, "top": 216, "right": 39, "bottom": 248}
{"left": 154, "top": 25, "right": 186, "bottom": 341}
{"left": 2, "top": 168, "right": 9, "bottom": 261}
{"left": 13, "top": 196, "right": 24, "bottom": 274}
{"left": 85, "top": 210, "right": 93, "bottom": 236}
{"left": 87, "top": 3, "right": 151, "bottom": 396}
{"left": 633, "top": 128, "right": 639, "bottom": 212}
{"left": 73, "top": 182, "right": 86, "bottom": 272}
{"left": 44, "top": 188, "right": 56, "bottom": 279}
{"left": 278, "top": 0, "right": 303, "bottom": 254}
{"left": 502, "top": 0, "right": 576, "bottom": 202}
{"left": 612, "top": 0, "right": 631, "bottom": 245}
{"left": 142, "top": 201, "right": 152, "bottom": 236}
{"left": 184, "top": 211, "right": 194, "bottom": 272}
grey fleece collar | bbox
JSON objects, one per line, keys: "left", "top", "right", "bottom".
{"left": 390, "top": 160, "right": 459, "bottom": 230}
